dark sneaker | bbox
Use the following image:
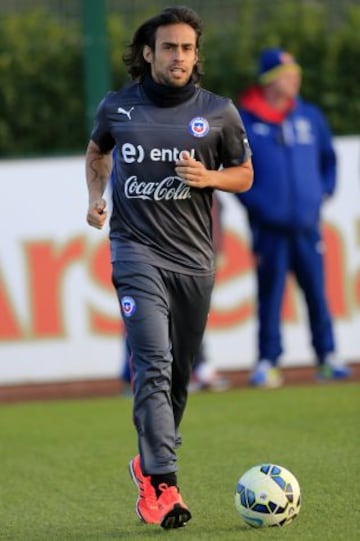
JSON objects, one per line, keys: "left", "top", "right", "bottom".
{"left": 128, "top": 455, "right": 160, "bottom": 524}
{"left": 157, "top": 483, "right": 192, "bottom": 529}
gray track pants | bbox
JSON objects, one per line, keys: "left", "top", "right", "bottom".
{"left": 112, "top": 261, "right": 214, "bottom": 476}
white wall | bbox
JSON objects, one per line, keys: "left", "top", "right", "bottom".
{"left": 0, "top": 137, "right": 359, "bottom": 384}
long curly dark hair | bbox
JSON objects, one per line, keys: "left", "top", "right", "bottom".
{"left": 122, "top": 5, "right": 204, "bottom": 84}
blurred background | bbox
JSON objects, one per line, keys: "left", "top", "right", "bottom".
{"left": 0, "top": 0, "right": 359, "bottom": 396}
{"left": 0, "top": 0, "right": 359, "bottom": 158}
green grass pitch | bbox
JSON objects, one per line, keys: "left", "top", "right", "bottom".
{"left": 1, "top": 382, "right": 359, "bottom": 540}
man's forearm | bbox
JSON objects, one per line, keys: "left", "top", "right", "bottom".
{"left": 85, "top": 140, "right": 113, "bottom": 203}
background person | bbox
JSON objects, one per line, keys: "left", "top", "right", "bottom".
{"left": 85, "top": 5, "right": 252, "bottom": 529}
{"left": 236, "top": 47, "right": 351, "bottom": 388}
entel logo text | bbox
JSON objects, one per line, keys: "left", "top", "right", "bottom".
{"left": 121, "top": 143, "right": 195, "bottom": 163}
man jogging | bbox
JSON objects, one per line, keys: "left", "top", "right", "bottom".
{"left": 85, "top": 5, "right": 253, "bottom": 529}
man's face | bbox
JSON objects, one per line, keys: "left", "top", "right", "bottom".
{"left": 143, "top": 23, "right": 198, "bottom": 87}
{"left": 272, "top": 68, "right": 302, "bottom": 100}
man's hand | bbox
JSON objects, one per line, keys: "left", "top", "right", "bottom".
{"left": 175, "top": 152, "right": 253, "bottom": 194}
{"left": 175, "top": 151, "right": 211, "bottom": 189}
{"left": 87, "top": 198, "right": 107, "bottom": 229}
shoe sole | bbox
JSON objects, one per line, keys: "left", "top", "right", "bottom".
{"left": 160, "top": 503, "right": 192, "bottom": 529}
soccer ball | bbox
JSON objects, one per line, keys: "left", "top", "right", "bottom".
{"left": 234, "top": 463, "right": 301, "bottom": 527}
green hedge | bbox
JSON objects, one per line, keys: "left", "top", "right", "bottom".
{"left": 0, "top": 3, "right": 359, "bottom": 157}
{"left": 0, "top": 10, "right": 85, "bottom": 157}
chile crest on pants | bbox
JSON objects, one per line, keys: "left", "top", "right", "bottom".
{"left": 121, "top": 295, "right": 136, "bottom": 317}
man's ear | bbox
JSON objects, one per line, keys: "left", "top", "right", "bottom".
{"left": 143, "top": 45, "right": 153, "bottom": 64}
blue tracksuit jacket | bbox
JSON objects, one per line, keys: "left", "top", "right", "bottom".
{"left": 236, "top": 87, "right": 336, "bottom": 229}
{"left": 235, "top": 87, "right": 337, "bottom": 363}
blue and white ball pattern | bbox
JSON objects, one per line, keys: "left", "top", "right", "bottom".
{"left": 234, "top": 464, "right": 301, "bottom": 527}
